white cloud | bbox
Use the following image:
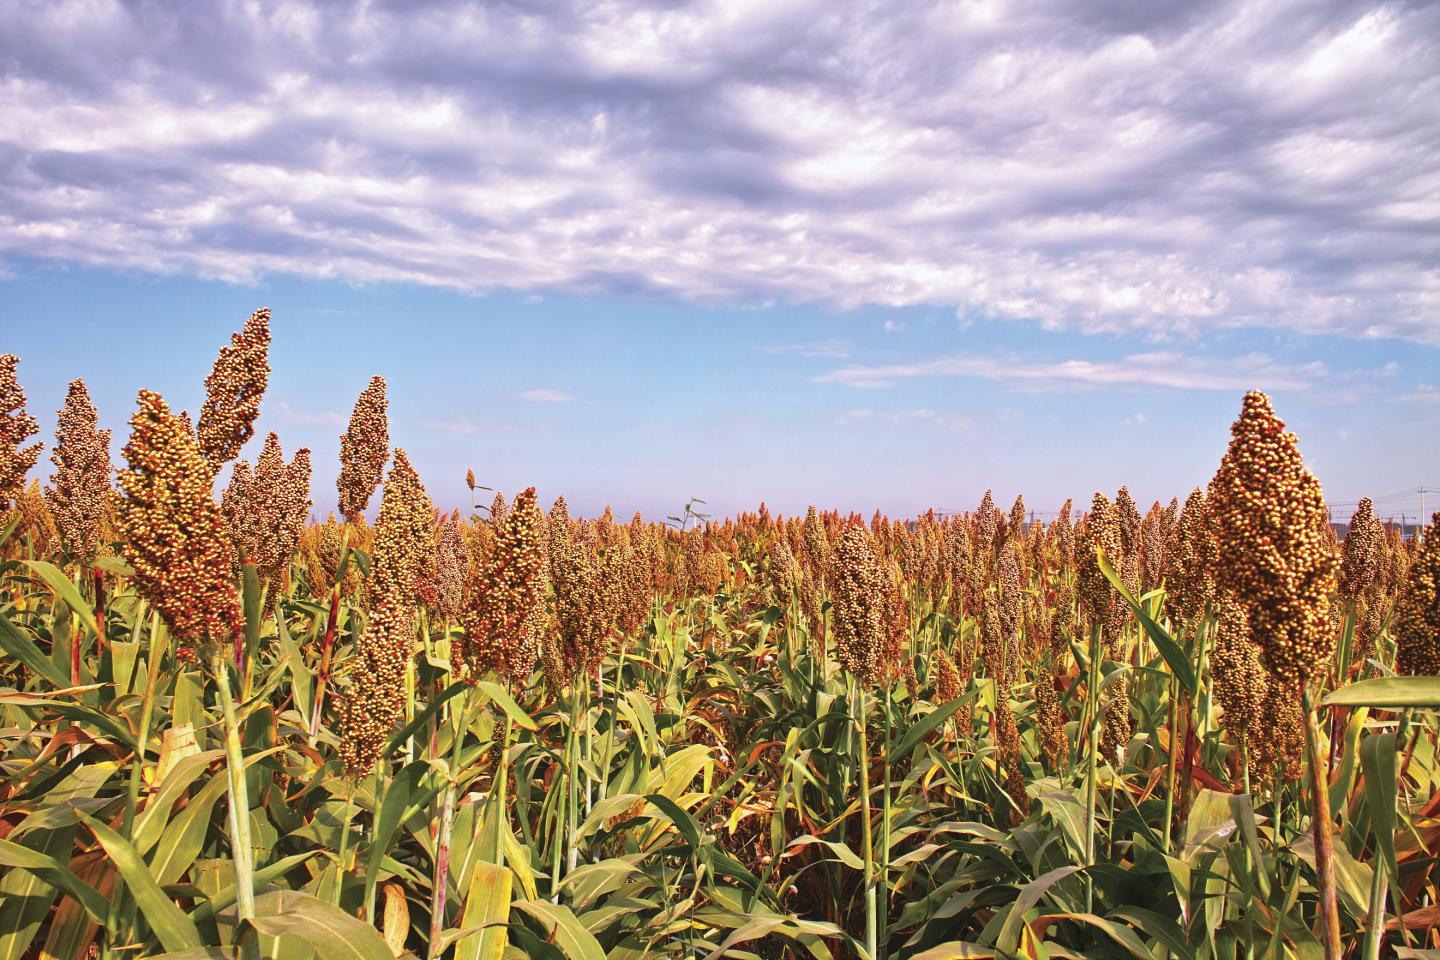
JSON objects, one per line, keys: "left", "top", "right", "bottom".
{"left": 270, "top": 399, "right": 344, "bottom": 427}
{"left": 837, "top": 407, "right": 974, "bottom": 432}
{"left": 1, "top": 1, "right": 1437, "bottom": 342}
{"left": 1401, "top": 384, "right": 1440, "bottom": 404}
{"left": 763, "top": 339, "right": 851, "bottom": 359}
{"left": 882, "top": 319, "right": 906, "bottom": 333}
{"left": 815, "top": 350, "right": 1338, "bottom": 392}
{"left": 420, "top": 416, "right": 479, "bottom": 434}
{"left": 519, "top": 388, "right": 575, "bottom": 403}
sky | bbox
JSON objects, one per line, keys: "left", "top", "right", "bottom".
{"left": 1, "top": 0, "right": 1437, "bottom": 523}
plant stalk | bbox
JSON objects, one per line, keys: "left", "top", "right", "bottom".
{"left": 1303, "top": 685, "right": 1343, "bottom": 960}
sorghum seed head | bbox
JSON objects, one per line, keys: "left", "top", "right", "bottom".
{"left": 1210, "top": 597, "right": 1267, "bottom": 747}
{"left": 337, "top": 376, "right": 389, "bottom": 523}
{"left": 196, "top": 309, "right": 270, "bottom": 474}
{"left": 1339, "top": 497, "right": 1385, "bottom": 603}
{"left": 457, "top": 486, "right": 549, "bottom": 684}
{"left": 45, "top": 378, "right": 111, "bottom": 559}
{"left": 118, "top": 390, "right": 242, "bottom": 647}
{"left": 1208, "top": 391, "right": 1338, "bottom": 687}
{"left": 830, "top": 522, "right": 888, "bottom": 686}
{"left": 339, "top": 449, "right": 434, "bottom": 776}
{"left": 0, "top": 354, "right": 42, "bottom": 512}
{"left": 1394, "top": 512, "right": 1440, "bottom": 676}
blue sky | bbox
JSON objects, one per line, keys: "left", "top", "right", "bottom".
{"left": 3, "top": 261, "right": 1435, "bottom": 522}
{"left": 1, "top": 1, "right": 1437, "bottom": 522}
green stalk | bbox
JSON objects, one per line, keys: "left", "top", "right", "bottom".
{"left": 1360, "top": 852, "right": 1387, "bottom": 960}
{"left": 566, "top": 683, "right": 581, "bottom": 879}
{"left": 212, "top": 646, "right": 259, "bottom": 960}
{"left": 1083, "top": 622, "right": 1102, "bottom": 914}
{"left": 879, "top": 684, "right": 892, "bottom": 960}
{"left": 427, "top": 768, "right": 456, "bottom": 959}
{"left": 1161, "top": 673, "right": 1179, "bottom": 855}
{"left": 1302, "top": 686, "right": 1343, "bottom": 960}
{"left": 857, "top": 686, "right": 877, "bottom": 960}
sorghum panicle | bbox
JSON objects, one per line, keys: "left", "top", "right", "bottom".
{"left": 0, "top": 354, "right": 42, "bottom": 512}
{"left": 118, "top": 390, "right": 242, "bottom": 647}
{"left": 339, "top": 449, "right": 434, "bottom": 776}
{"left": 1394, "top": 512, "right": 1440, "bottom": 676}
{"left": 337, "top": 376, "right": 389, "bottom": 522}
{"left": 457, "top": 486, "right": 549, "bottom": 684}
{"left": 196, "top": 309, "right": 271, "bottom": 474}
{"left": 1208, "top": 391, "right": 1338, "bottom": 687}
{"left": 45, "top": 378, "right": 111, "bottom": 559}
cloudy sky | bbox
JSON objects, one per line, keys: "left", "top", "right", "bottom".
{"left": 1, "top": 0, "right": 1437, "bottom": 520}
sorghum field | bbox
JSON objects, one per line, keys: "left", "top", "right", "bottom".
{"left": 0, "top": 311, "right": 1437, "bottom": 960}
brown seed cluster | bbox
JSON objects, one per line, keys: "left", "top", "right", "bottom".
{"left": 456, "top": 486, "right": 550, "bottom": 684}
{"left": 1210, "top": 598, "right": 1267, "bottom": 748}
{"left": 830, "top": 523, "right": 890, "bottom": 686}
{"left": 117, "top": 390, "right": 242, "bottom": 647}
{"left": 0, "top": 354, "right": 43, "bottom": 512}
{"left": 221, "top": 433, "right": 311, "bottom": 581}
{"left": 337, "top": 377, "right": 389, "bottom": 522}
{"left": 339, "top": 449, "right": 434, "bottom": 776}
{"left": 45, "top": 379, "right": 112, "bottom": 559}
{"left": 1208, "top": 391, "right": 1338, "bottom": 687}
{"left": 1394, "top": 512, "right": 1440, "bottom": 676}
{"left": 1339, "top": 497, "right": 1384, "bottom": 603}
{"left": 1167, "top": 488, "right": 1216, "bottom": 624}
{"left": 1032, "top": 668, "right": 1067, "bottom": 770}
{"left": 1076, "top": 493, "right": 1120, "bottom": 627}
{"left": 543, "top": 519, "right": 617, "bottom": 693}
{"left": 196, "top": 309, "right": 271, "bottom": 474}
{"left": 430, "top": 510, "right": 470, "bottom": 620}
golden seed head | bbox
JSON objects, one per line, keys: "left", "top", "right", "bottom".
{"left": 339, "top": 449, "right": 434, "bottom": 776}
{"left": 45, "top": 378, "right": 112, "bottom": 559}
{"left": 118, "top": 389, "right": 242, "bottom": 647}
{"left": 933, "top": 645, "right": 962, "bottom": 704}
{"left": 830, "top": 522, "right": 888, "bottom": 686}
{"left": 431, "top": 510, "right": 470, "bottom": 620}
{"left": 337, "top": 377, "right": 389, "bottom": 523}
{"left": 196, "top": 309, "right": 271, "bottom": 474}
{"left": 457, "top": 486, "right": 549, "bottom": 684}
{"left": 0, "top": 354, "right": 43, "bottom": 512}
{"left": 1339, "top": 497, "right": 1385, "bottom": 602}
{"left": 1077, "top": 492, "right": 1120, "bottom": 625}
{"left": 1394, "top": 512, "right": 1440, "bottom": 676}
{"left": 1210, "top": 597, "right": 1267, "bottom": 746}
{"left": 1208, "top": 391, "right": 1338, "bottom": 687}
{"left": 221, "top": 432, "right": 310, "bottom": 581}
{"left": 1167, "top": 488, "right": 1217, "bottom": 624}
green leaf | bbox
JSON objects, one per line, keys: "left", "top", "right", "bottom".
{"left": 383, "top": 680, "right": 468, "bottom": 760}
{"left": 1359, "top": 732, "right": 1399, "bottom": 885}
{"left": 474, "top": 680, "right": 539, "bottom": 731}
{"left": 643, "top": 793, "right": 705, "bottom": 853}
{"left": 909, "top": 943, "right": 991, "bottom": 960}
{"left": 512, "top": 899, "right": 607, "bottom": 960}
{"left": 1323, "top": 676, "right": 1440, "bottom": 709}
{"left": 1097, "top": 551, "right": 1197, "bottom": 695}
{"left": 188, "top": 852, "right": 320, "bottom": 924}
{"left": 249, "top": 889, "right": 396, "bottom": 960}
{"left": 23, "top": 561, "right": 99, "bottom": 638}
{"left": 0, "top": 609, "right": 71, "bottom": 689}
{"left": 893, "top": 691, "right": 977, "bottom": 757}
{"left": 0, "top": 837, "right": 109, "bottom": 925}
{"left": 784, "top": 835, "right": 864, "bottom": 871}
{"left": 454, "top": 860, "right": 512, "bottom": 960}
{"left": 993, "top": 865, "right": 1083, "bottom": 957}
{"left": 77, "top": 810, "right": 203, "bottom": 953}
{"left": 365, "top": 760, "right": 440, "bottom": 910}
